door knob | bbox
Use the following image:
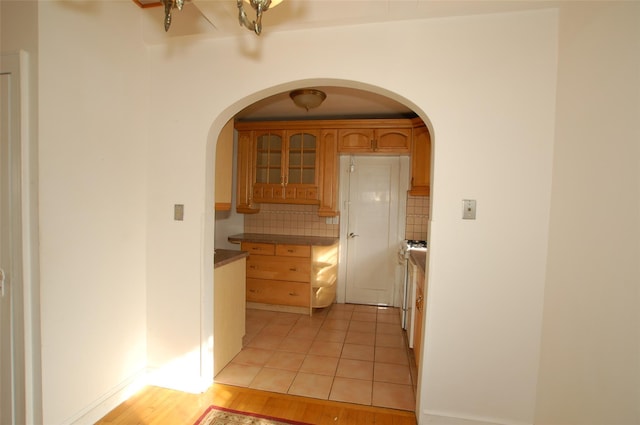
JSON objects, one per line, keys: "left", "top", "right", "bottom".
{"left": 348, "top": 232, "right": 359, "bottom": 238}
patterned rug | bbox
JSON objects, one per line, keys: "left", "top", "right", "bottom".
{"left": 194, "top": 406, "right": 312, "bottom": 425}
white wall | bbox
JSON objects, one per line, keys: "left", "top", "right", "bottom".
{"left": 415, "top": 11, "right": 558, "bottom": 425}
{"left": 145, "top": 9, "right": 558, "bottom": 425}
{"left": 534, "top": 3, "right": 640, "bottom": 424}
{"left": 36, "top": 3, "right": 149, "bottom": 423}
{"left": 5, "top": 2, "right": 637, "bottom": 424}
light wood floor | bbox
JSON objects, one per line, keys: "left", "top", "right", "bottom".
{"left": 96, "top": 383, "right": 417, "bottom": 425}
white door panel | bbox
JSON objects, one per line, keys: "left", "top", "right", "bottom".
{"left": 344, "top": 156, "right": 407, "bottom": 305}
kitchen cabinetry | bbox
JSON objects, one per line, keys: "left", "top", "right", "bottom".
{"left": 409, "top": 124, "right": 431, "bottom": 196}
{"left": 413, "top": 264, "right": 424, "bottom": 368}
{"left": 317, "top": 130, "right": 339, "bottom": 217}
{"left": 252, "top": 129, "right": 319, "bottom": 204}
{"left": 235, "top": 118, "right": 419, "bottom": 216}
{"left": 215, "top": 119, "right": 234, "bottom": 211}
{"left": 213, "top": 251, "right": 247, "bottom": 376}
{"left": 236, "top": 130, "right": 259, "bottom": 214}
{"left": 409, "top": 249, "right": 428, "bottom": 369}
{"left": 241, "top": 240, "right": 338, "bottom": 315}
{"left": 337, "top": 127, "right": 411, "bottom": 154}
{"left": 236, "top": 120, "right": 341, "bottom": 216}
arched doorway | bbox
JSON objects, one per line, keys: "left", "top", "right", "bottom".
{"left": 205, "top": 81, "right": 433, "bottom": 414}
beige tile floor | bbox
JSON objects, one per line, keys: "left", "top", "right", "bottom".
{"left": 214, "top": 303, "right": 417, "bottom": 411}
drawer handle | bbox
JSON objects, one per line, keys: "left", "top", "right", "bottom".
{"left": 289, "top": 292, "right": 298, "bottom": 296}
{"left": 289, "top": 267, "right": 298, "bottom": 272}
{"left": 287, "top": 249, "right": 294, "bottom": 253}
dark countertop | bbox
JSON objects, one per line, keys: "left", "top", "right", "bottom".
{"left": 228, "top": 233, "right": 339, "bottom": 246}
{"left": 214, "top": 249, "right": 249, "bottom": 268}
{"left": 409, "top": 249, "right": 427, "bottom": 274}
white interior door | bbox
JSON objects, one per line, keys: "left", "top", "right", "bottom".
{"left": 344, "top": 156, "right": 406, "bottom": 305}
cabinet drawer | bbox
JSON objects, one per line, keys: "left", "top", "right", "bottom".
{"left": 276, "top": 244, "right": 311, "bottom": 258}
{"left": 247, "top": 255, "right": 310, "bottom": 282}
{"left": 241, "top": 242, "right": 275, "bottom": 256}
{"left": 247, "top": 278, "right": 310, "bottom": 307}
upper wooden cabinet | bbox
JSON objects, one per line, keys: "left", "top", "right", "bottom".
{"left": 236, "top": 130, "right": 259, "bottom": 214}
{"left": 338, "top": 127, "right": 411, "bottom": 154}
{"left": 409, "top": 124, "right": 431, "bottom": 196}
{"left": 235, "top": 120, "right": 340, "bottom": 216}
{"left": 252, "top": 129, "right": 319, "bottom": 204}
{"left": 215, "top": 119, "right": 234, "bottom": 211}
{"left": 234, "top": 118, "right": 422, "bottom": 216}
{"left": 317, "top": 130, "right": 339, "bottom": 217}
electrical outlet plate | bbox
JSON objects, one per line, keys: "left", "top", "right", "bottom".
{"left": 462, "top": 199, "right": 476, "bottom": 220}
{"left": 325, "top": 216, "right": 339, "bottom": 225}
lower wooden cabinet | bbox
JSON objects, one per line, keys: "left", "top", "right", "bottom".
{"left": 247, "top": 255, "right": 311, "bottom": 283}
{"left": 413, "top": 266, "right": 425, "bottom": 368}
{"left": 241, "top": 241, "right": 338, "bottom": 315}
{"left": 246, "top": 278, "right": 310, "bottom": 308}
{"left": 213, "top": 256, "right": 246, "bottom": 376}
{"left": 410, "top": 252, "right": 428, "bottom": 370}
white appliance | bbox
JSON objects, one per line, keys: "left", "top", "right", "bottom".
{"left": 399, "top": 240, "right": 427, "bottom": 348}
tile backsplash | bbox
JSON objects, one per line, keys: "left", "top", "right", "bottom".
{"left": 244, "top": 204, "right": 339, "bottom": 237}
{"left": 405, "top": 195, "right": 430, "bottom": 241}
{"left": 243, "top": 195, "right": 430, "bottom": 240}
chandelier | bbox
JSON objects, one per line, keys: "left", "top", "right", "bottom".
{"left": 237, "top": 0, "right": 283, "bottom": 35}
{"left": 160, "top": 0, "right": 282, "bottom": 35}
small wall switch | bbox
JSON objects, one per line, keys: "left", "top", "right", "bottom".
{"left": 174, "top": 204, "right": 184, "bottom": 221}
{"left": 462, "top": 199, "right": 476, "bottom": 220}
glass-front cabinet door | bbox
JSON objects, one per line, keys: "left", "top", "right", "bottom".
{"left": 284, "top": 130, "right": 318, "bottom": 202}
{"left": 252, "top": 129, "right": 319, "bottom": 204}
{"left": 255, "top": 131, "right": 284, "bottom": 185}
{"left": 287, "top": 132, "right": 316, "bottom": 185}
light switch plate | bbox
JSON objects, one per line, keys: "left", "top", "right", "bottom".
{"left": 462, "top": 199, "right": 476, "bottom": 220}
{"left": 174, "top": 204, "right": 184, "bottom": 221}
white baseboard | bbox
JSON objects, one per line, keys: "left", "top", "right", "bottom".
{"left": 422, "top": 410, "right": 531, "bottom": 425}
{"left": 64, "top": 369, "right": 148, "bottom": 425}
{"left": 145, "top": 367, "right": 213, "bottom": 394}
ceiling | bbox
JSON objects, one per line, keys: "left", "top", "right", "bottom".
{"left": 138, "top": 0, "right": 558, "bottom": 41}
{"left": 234, "top": 86, "right": 417, "bottom": 122}
{"left": 136, "top": 0, "right": 559, "bottom": 121}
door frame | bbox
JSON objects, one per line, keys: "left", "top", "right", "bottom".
{"left": 336, "top": 155, "right": 409, "bottom": 306}
{"left": 0, "top": 51, "right": 40, "bottom": 424}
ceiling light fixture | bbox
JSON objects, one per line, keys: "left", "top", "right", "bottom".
{"left": 238, "top": 0, "right": 283, "bottom": 35}
{"left": 161, "top": 0, "right": 184, "bottom": 32}
{"left": 290, "top": 89, "right": 327, "bottom": 111}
